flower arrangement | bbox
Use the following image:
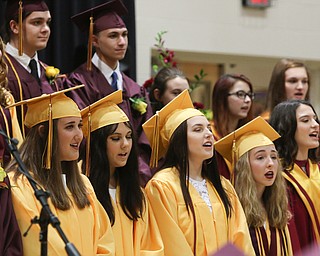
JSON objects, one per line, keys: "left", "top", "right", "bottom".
{"left": 130, "top": 97, "right": 148, "bottom": 115}
{"left": 45, "top": 66, "right": 61, "bottom": 84}
{"left": 143, "top": 31, "right": 177, "bottom": 90}
{"left": 0, "top": 167, "right": 8, "bottom": 189}
{"left": 193, "top": 102, "right": 213, "bottom": 121}
{"left": 143, "top": 31, "right": 212, "bottom": 120}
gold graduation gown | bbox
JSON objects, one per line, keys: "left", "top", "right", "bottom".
{"left": 8, "top": 173, "right": 115, "bottom": 255}
{"left": 111, "top": 188, "right": 164, "bottom": 255}
{"left": 145, "top": 167, "right": 255, "bottom": 256}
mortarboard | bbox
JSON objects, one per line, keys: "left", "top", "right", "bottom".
{"left": 5, "top": 0, "right": 49, "bottom": 55}
{"left": 71, "top": 0, "right": 128, "bottom": 70}
{"left": 7, "top": 85, "right": 84, "bottom": 169}
{"left": 142, "top": 89, "right": 204, "bottom": 168}
{"left": 214, "top": 116, "right": 280, "bottom": 164}
{"left": 81, "top": 90, "right": 129, "bottom": 176}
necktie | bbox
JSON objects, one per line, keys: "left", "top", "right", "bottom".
{"left": 29, "top": 59, "right": 40, "bottom": 85}
{"left": 111, "top": 72, "right": 118, "bottom": 91}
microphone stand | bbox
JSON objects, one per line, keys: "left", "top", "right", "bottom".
{"left": 0, "top": 130, "right": 80, "bottom": 256}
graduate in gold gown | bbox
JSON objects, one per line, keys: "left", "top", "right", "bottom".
{"left": 143, "top": 90, "right": 254, "bottom": 256}
{"left": 81, "top": 90, "right": 163, "bottom": 256}
{"left": 215, "top": 117, "right": 300, "bottom": 255}
{"left": 6, "top": 87, "right": 115, "bottom": 255}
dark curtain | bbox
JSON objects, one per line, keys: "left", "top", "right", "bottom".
{"left": 0, "top": 0, "right": 136, "bottom": 80}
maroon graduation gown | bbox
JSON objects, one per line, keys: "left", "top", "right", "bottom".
{"left": 67, "top": 63, "right": 154, "bottom": 186}
{"left": 0, "top": 177, "right": 23, "bottom": 255}
{"left": 0, "top": 107, "right": 13, "bottom": 167}
{"left": 4, "top": 53, "right": 63, "bottom": 135}
{"left": 285, "top": 160, "right": 318, "bottom": 251}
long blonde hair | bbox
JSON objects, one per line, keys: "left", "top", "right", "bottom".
{"left": 234, "top": 152, "right": 291, "bottom": 229}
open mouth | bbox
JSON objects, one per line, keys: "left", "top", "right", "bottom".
{"left": 309, "top": 132, "right": 319, "bottom": 139}
{"left": 265, "top": 171, "right": 274, "bottom": 179}
{"left": 203, "top": 142, "right": 212, "bottom": 148}
{"left": 70, "top": 143, "right": 79, "bottom": 149}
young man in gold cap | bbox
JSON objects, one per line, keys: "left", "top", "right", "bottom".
{"left": 143, "top": 89, "right": 254, "bottom": 256}
{"left": 6, "top": 86, "right": 115, "bottom": 255}
{"left": 67, "top": 0, "right": 154, "bottom": 186}
{"left": 215, "top": 116, "right": 301, "bottom": 255}
{"left": 3, "top": 0, "right": 64, "bottom": 137}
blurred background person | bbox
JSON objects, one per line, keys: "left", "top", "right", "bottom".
{"left": 149, "top": 67, "right": 189, "bottom": 113}
{"left": 262, "top": 58, "right": 310, "bottom": 121}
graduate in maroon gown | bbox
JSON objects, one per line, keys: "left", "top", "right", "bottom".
{"left": 270, "top": 100, "right": 320, "bottom": 251}
{"left": 0, "top": 37, "right": 23, "bottom": 169}
{"left": 0, "top": 174, "right": 23, "bottom": 255}
{"left": 67, "top": 0, "right": 153, "bottom": 186}
{"left": 0, "top": 36, "right": 23, "bottom": 256}
{"left": 3, "top": 0, "right": 64, "bottom": 137}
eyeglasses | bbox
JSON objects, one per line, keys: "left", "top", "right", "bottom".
{"left": 228, "top": 90, "right": 255, "bottom": 100}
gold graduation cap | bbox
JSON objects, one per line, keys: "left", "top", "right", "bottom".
{"left": 142, "top": 89, "right": 204, "bottom": 168}
{"left": 71, "top": 0, "right": 128, "bottom": 70}
{"left": 81, "top": 90, "right": 129, "bottom": 176}
{"left": 214, "top": 116, "right": 280, "bottom": 164}
{"left": 7, "top": 85, "right": 84, "bottom": 169}
{"left": 5, "top": 0, "right": 49, "bottom": 56}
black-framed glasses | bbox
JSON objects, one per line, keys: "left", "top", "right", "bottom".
{"left": 228, "top": 90, "right": 255, "bottom": 100}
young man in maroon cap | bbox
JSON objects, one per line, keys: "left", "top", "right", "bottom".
{"left": 67, "top": 0, "right": 154, "bottom": 186}
{"left": 3, "top": 0, "right": 63, "bottom": 137}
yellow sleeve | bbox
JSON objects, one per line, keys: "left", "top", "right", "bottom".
{"left": 7, "top": 93, "right": 23, "bottom": 145}
{"left": 139, "top": 190, "right": 164, "bottom": 256}
{"left": 223, "top": 179, "right": 255, "bottom": 256}
{"left": 82, "top": 175, "right": 115, "bottom": 256}
{"left": 145, "top": 179, "right": 193, "bottom": 256}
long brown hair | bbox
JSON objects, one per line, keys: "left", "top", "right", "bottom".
{"left": 265, "top": 58, "right": 310, "bottom": 112}
{"left": 7, "top": 120, "right": 90, "bottom": 210}
{"left": 212, "top": 74, "right": 254, "bottom": 137}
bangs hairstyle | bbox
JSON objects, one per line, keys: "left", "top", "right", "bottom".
{"left": 88, "top": 121, "right": 145, "bottom": 225}
{"left": 212, "top": 74, "right": 254, "bottom": 137}
{"left": 269, "top": 100, "right": 319, "bottom": 171}
{"left": 235, "top": 152, "right": 291, "bottom": 228}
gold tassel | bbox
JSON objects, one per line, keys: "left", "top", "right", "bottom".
{"left": 45, "top": 101, "right": 53, "bottom": 169}
{"left": 18, "top": 1, "right": 23, "bottom": 56}
{"left": 150, "top": 112, "right": 160, "bottom": 168}
{"left": 86, "top": 16, "right": 94, "bottom": 71}
{"left": 85, "top": 111, "right": 91, "bottom": 177}
{"left": 231, "top": 134, "right": 236, "bottom": 185}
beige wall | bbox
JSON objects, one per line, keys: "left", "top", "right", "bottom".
{"left": 135, "top": 0, "right": 320, "bottom": 114}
